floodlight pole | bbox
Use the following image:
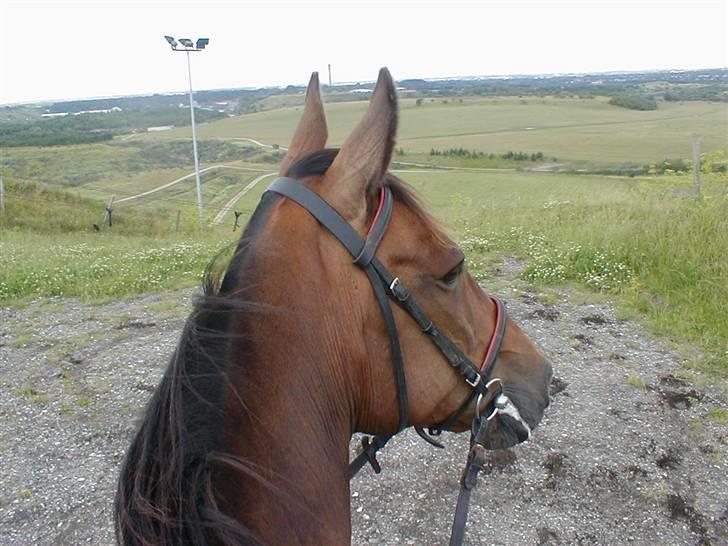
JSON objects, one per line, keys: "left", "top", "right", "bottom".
{"left": 185, "top": 49, "right": 205, "bottom": 234}
{"left": 165, "top": 35, "right": 208, "bottom": 235}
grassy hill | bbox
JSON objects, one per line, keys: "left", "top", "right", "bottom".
{"left": 2, "top": 168, "right": 726, "bottom": 379}
{"left": 0, "top": 139, "right": 281, "bottom": 226}
{"left": 139, "top": 96, "right": 726, "bottom": 164}
{"left": 1, "top": 91, "right": 726, "bottom": 379}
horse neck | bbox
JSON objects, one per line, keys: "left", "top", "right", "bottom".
{"left": 216, "top": 270, "right": 361, "bottom": 544}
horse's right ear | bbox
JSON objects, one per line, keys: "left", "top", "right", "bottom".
{"left": 321, "top": 68, "right": 398, "bottom": 227}
{"left": 278, "top": 72, "right": 328, "bottom": 176}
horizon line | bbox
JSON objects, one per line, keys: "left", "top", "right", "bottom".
{"left": 2, "top": 65, "right": 726, "bottom": 108}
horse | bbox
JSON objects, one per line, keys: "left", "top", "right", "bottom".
{"left": 115, "top": 68, "right": 553, "bottom": 546}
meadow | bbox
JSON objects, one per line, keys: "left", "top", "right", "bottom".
{"left": 1, "top": 93, "right": 726, "bottom": 378}
{"left": 402, "top": 170, "right": 727, "bottom": 379}
{"left": 141, "top": 96, "right": 726, "bottom": 164}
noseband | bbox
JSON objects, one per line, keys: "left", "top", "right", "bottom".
{"left": 266, "top": 177, "right": 525, "bottom": 546}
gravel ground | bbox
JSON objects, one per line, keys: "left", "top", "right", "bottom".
{"left": 1, "top": 262, "right": 726, "bottom": 545}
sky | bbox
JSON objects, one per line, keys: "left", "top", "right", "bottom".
{"left": 1, "top": 0, "right": 726, "bottom": 105}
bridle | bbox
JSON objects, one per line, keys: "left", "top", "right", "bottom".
{"left": 265, "top": 177, "right": 531, "bottom": 546}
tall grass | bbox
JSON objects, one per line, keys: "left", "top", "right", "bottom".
{"left": 0, "top": 180, "right": 231, "bottom": 302}
{"left": 0, "top": 179, "right": 198, "bottom": 236}
{"left": 2, "top": 169, "right": 725, "bottom": 378}
{"left": 456, "top": 173, "right": 727, "bottom": 378}
{"left": 0, "top": 232, "right": 228, "bottom": 301}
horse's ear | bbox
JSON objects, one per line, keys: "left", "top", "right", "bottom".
{"left": 323, "top": 67, "right": 398, "bottom": 225}
{"left": 278, "top": 72, "right": 328, "bottom": 176}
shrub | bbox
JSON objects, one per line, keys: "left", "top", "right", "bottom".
{"left": 608, "top": 94, "right": 658, "bottom": 111}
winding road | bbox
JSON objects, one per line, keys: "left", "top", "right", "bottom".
{"left": 112, "top": 137, "right": 506, "bottom": 225}
{"left": 114, "top": 165, "right": 268, "bottom": 204}
{"left": 210, "top": 172, "right": 277, "bottom": 226}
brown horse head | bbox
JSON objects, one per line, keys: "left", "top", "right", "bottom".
{"left": 275, "top": 68, "right": 552, "bottom": 447}
{"left": 116, "top": 69, "right": 552, "bottom": 546}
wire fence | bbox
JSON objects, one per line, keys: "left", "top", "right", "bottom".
{"left": 3, "top": 169, "right": 264, "bottom": 208}
{"left": 0, "top": 179, "right": 261, "bottom": 235}
{"left": 0, "top": 163, "right": 279, "bottom": 233}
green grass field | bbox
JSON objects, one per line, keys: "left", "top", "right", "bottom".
{"left": 141, "top": 96, "right": 726, "bottom": 164}
{"left": 2, "top": 96, "right": 723, "bottom": 215}
{"left": 397, "top": 170, "right": 727, "bottom": 378}
{"left": 1, "top": 93, "right": 726, "bottom": 380}
{"left": 2, "top": 167, "right": 726, "bottom": 378}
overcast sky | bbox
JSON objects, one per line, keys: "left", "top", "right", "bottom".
{"left": 1, "top": 0, "right": 726, "bottom": 105}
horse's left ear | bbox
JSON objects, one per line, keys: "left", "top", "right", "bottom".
{"left": 323, "top": 67, "right": 398, "bottom": 226}
{"left": 279, "top": 72, "right": 328, "bottom": 176}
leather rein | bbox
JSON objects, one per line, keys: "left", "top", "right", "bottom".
{"left": 266, "top": 177, "right": 524, "bottom": 546}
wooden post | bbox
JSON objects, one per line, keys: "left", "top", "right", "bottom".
{"left": 0, "top": 177, "right": 4, "bottom": 213}
{"left": 692, "top": 134, "right": 701, "bottom": 199}
{"left": 175, "top": 210, "right": 181, "bottom": 234}
{"left": 233, "top": 210, "right": 242, "bottom": 231}
{"left": 103, "top": 195, "right": 115, "bottom": 227}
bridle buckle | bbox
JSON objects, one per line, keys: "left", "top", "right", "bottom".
{"left": 465, "top": 373, "right": 481, "bottom": 388}
{"left": 389, "top": 277, "right": 409, "bottom": 301}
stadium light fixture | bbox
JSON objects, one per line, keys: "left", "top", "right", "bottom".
{"left": 163, "top": 35, "right": 211, "bottom": 234}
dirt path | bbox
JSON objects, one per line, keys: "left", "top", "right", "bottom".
{"left": 113, "top": 164, "right": 267, "bottom": 205}
{"left": 210, "top": 171, "right": 277, "bottom": 226}
{"left": 1, "top": 263, "right": 726, "bottom": 545}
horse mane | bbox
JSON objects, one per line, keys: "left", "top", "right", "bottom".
{"left": 114, "top": 212, "right": 273, "bottom": 545}
{"left": 114, "top": 148, "right": 445, "bottom": 546}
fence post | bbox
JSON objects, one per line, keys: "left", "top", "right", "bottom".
{"left": 103, "top": 195, "right": 115, "bottom": 227}
{"left": 233, "top": 210, "right": 242, "bottom": 231}
{"left": 691, "top": 134, "right": 701, "bottom": 199}
{"left": 0, "top": 176, "right": 4, "bottom": 213}
{"left": 175, "top": 210, "right": 181, "bottom": 234}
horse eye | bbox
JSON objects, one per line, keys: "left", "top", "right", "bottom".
{"left": 439, "top": 260, "right": 465, "bottom": 287}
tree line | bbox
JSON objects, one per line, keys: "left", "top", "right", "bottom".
{"left": 429, "top": 147, "right": 551, "bottom": 161}
{"left": 0, "top": 107, "right": 225, "bottom": 147}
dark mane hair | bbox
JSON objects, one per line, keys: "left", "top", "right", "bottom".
{"left": 114, "top": 207, "right": 274, "bottom": 545}
{"left": 114, "top": 149, "right": 446, "bottom": 545}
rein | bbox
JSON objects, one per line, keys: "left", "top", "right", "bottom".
{"left": 265, "top": 177, "right": 526, "bottom": 546}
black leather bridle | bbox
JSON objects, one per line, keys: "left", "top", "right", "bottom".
{"left": 266, "top": 177, "right": 526, "bottom": 546}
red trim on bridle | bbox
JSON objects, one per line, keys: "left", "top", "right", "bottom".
{"left": 367, "top": 186, "right": 387, "bottom": 236}
{"left": 480, "top": 298, "right": 503, "bottom": 371}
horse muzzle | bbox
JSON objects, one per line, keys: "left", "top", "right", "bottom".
{"left": 481, "top": 362, "right": 552, "bottom": 450}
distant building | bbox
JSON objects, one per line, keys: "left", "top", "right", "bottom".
{"left": 73, "top": 107, "right": 122, "bottom": 115}
{"left": 41, "top": 106, "right": 122, "bottom": 117}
